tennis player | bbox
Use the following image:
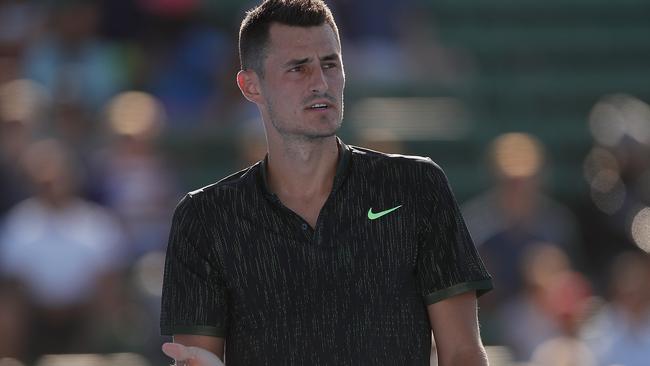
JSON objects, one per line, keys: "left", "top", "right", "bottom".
{"left": 160, "top": 1, "right": 493, "bottom": 365}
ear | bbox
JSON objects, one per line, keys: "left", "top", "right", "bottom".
{"left": 237, "top": 70, "right": 264, "bottom": 105}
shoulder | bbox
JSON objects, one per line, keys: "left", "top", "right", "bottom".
{"left": 349, "top": 144, "right": 447, "bottom": 181}
{"left": 175, "top": 162, "right": 262, "bottom": 215}
{"left": 1, "top": 198, "right": 42, "bottom": 221}
{"left": 349, "top": 145, "right": 441, "bottom": 169}
{"left": 0, "top": 198, "right": 43, "bottom": 243}
{"left": 188, "top": 162, "right": 261, "bottom": 197}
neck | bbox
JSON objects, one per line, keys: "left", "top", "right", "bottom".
{"left": 266, "top": 135, "right": 339, "bottom": 199}
{"left": 38, "top": 192, "right": 74, "bottom": 210}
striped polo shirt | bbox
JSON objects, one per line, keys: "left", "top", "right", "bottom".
{"left": 161, "top": 139, "right": 492, "bottom": 365}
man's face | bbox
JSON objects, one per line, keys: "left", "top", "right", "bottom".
{"left": 258, "top": 23, "right": 345, "bottom": 140}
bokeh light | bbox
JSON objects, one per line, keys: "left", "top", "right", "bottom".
{"left": 0, "top": 79, "right": 48, "bottom": 123}
{"left": 583, "top": 147, "right": 619, "bottom": 185}
{"left": 106, "top": 91, "right": 165, "bottom": 138}
{"left": 583, "top": 147, "right": 629, "bottom": 215}
{"left": 589, "top": 94, "right": 650, "bottom": 147}
{"left": 589, "top": 98, "right": 626, "bottom": 147}
{"left": 590, "top": 180, "right": 626, "bottom": 215}
{"left": 621, "top": 97, "right": 650, "bottom": 145}
{"left": 589, "top": 170, "right": 621, "bottom": 194}
{"left": 491, "top": 132, "right": 544, "bottom": 178}
{"left": 630, "top": 207, "right": 650, "bottom": 253}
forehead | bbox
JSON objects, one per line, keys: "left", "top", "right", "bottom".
{"left": 266, "top": 23, "right": 340, "bottom": 60}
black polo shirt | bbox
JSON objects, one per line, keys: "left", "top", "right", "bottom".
{"left": 160, "top": 140, "right": 492, "bottom": 365}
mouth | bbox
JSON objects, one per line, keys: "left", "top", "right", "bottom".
{"left": 305, "top": 101, "right": 334, "bottom": 112}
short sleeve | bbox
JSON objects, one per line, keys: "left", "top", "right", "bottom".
{"left": 416, "top": 161, "right": 493, "bottom": 305}
{"left": 160, "top": 194, "right": 229, "bottom": 337}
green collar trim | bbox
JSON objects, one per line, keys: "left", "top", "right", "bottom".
{"left": 161, "top": 325, "right": 226, "bottom": 337}
{"left": 423, "top": 279, "right": 493, "bottom": 305}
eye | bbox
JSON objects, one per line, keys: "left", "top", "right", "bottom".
{"left": 288, "top": 66, "right": 303, "bottom": 72}
{"left": 322, "top": 63, "right": 337, "bottom": 70}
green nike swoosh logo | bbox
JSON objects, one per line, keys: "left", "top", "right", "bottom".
{"left": 367, "top": 205, "right": 403, "bottom": 220}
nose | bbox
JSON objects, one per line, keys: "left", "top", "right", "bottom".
{"left": 309, "top": 67, "right": 328, "bottom": 94}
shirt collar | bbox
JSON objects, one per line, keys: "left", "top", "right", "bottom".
{"left": 258, "top": 136, "right": 351, "bottom": 199}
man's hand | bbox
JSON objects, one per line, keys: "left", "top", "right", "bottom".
{"left": 162, "top": 342, "right": 225, "bottom": 366}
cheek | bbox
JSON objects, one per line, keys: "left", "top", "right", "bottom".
{"left": 263, "top": 83, "right": 291, "bottom": 107}
{"left": 330, "top": 73, "right": 345, "bottom": 91}
{"left": 266, "top": 88, "right": 299, "bottom": 116}
{"left": 271, "top": 80, "right": 300, "bottom": 101}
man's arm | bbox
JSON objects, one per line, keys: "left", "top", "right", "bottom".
{"left": 162, "top": 335, "right": 225, "bottom": 366}
{"left": 427, "top": 291, "right": 488, "bottom": 366}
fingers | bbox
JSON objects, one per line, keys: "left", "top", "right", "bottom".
{"left": 162, "top": 342, "right": 225, "bottom": 366}
{"left": 162, "top": 342, "right": 195, "bottom": 361}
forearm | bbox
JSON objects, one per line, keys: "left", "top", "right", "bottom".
{"left": 428, "top": 292, "right": 489, "bottom": 366}
{"left": 439, "top": 345, "right": 489, "bottom": 366}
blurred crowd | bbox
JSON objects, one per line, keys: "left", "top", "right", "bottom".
{"left": 0, "top": 1, "right": 649, "bottom": 366}
{"left": 461, "top": 129, "right": 650, "bottom": 366}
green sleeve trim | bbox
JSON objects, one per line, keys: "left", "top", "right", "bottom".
{"left": 423, "top": 279, "right": 493, "bottom": 305}
{"left": 160, "top": 325, "right": 226, "bottom": 337}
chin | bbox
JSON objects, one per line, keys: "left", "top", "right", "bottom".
{"left": 296, "top": 123, "right": 340, "bottom": 140}
{"left": 303, "top": 131, "right": 337, "bottom": 140}
{"left": 309, "top": 121, "right": 342, "bottom": 139}
{"left": 272, "top": 115, "right": 342, "bottom": 140}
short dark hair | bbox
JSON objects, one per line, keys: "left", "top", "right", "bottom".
{"left": 239, "top": 0, "right": 339, "bottom": 76}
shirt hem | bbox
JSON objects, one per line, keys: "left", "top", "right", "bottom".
{"left": 423, "top": 278, "right": 493, "bottom": 305}
{"left": 160, "top": 325, "right": 226, "bottom": 337}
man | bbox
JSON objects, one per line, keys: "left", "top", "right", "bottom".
{"left": 160, "top": 1, "right": 493, "bottom": 365}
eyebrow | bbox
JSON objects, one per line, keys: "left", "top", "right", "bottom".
{"left": 321, "top": 54, "right": 339, "bottom": 62}
{"left": 283, "top": 53, "right": 340, "bottom": 68}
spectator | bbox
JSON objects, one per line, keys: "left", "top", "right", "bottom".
{"left": 582, "top": 251, "right": 650, "bottom": 366}
{"left": 528, "top": 265, "right": 595, "bottom": 366}
{"left": 93, "top": 91, "right": 180, "bottom": 259}
{"left": 0, "top": 79, "right": 47, "bottom": 215}
{"left": 463, "top": 133, "right": 581, "bottom": 302}
{"left": 0, "top": 278, "right": 30, "bottom": 361}
{"left": 498, "top": 243, "right": 581, "bottom": 361}
{"left": 0, "top": 139, "right": 126, "bottom": 357}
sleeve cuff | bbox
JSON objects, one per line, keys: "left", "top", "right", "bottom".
{"left": 423, "top": 278, "right": 493, "bottom": 305}
{"left": 160, "top": 325, "right": 226, "bottom": 337}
